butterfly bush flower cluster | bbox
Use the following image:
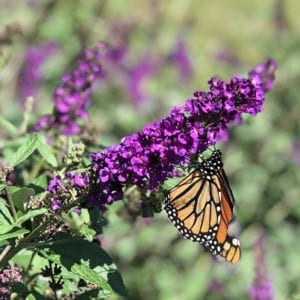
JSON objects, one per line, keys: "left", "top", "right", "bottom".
{"left": 34, "top": 42, "right": 106, "bottom": 135}
{"left": 89, "top": 59, "right": 277, "bottom": 207}
{"left": 0, "top": 265, "right": 22, "bottom": 298}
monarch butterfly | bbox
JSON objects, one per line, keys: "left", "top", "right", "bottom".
{"left": 164, "top": 150, "right": 241, "bottom": 263}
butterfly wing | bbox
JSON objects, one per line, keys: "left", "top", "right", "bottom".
{"left": 164, "top": 150, "right": 241, "bottom": 263}
{"left": 217, "top": 168, "right": 240, "bottom": 263}
{"left": 165, "top": 170, "right": 221, "bottom": 244}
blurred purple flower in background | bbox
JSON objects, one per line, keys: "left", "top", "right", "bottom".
{"left": 248, "top": 236, "right": 274, "bottom": 300}
{"left": 292, "top": 140, "right": 300, "bottom": 166}
{"left": 34, "top": 42, "right": 106, "bottom": 135}
{"left": 18, "top": 41, "right": 59, "bottom": 104}
{"left": 105, "top": 20, "right": 132, "bottom": 64}
{"left": 208, "top": 279, "right": 224, "bottom": 296}
{"left": 171, "top": 39, "right": 193, "bottom": 83}
{"left": 126, "top": 57, "right": 154, "bottom": 106}
{"left": 89, "top": 59, "right": 277, "bottom": 207}
{"left": 214, "top": 48, "right": 240, "bottom": 68}
{"left": 104, "top": 41, "right": 128, "bottom": 66}
{"left": 0, "top": 265, "right": 22, "bottom": 297}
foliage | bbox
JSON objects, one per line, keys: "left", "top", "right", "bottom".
{"left": 0, "top": 1, "right": 299, "bottom": 299}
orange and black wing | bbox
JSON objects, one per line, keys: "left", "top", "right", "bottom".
{"left": 164, "top": 150, "right": 241, "bottom": 263}
{"left": 216, "top": 168, "right": 241, "bottom": 263}
{"left": 165, "top": 170, "right": 222, "bottom": 244}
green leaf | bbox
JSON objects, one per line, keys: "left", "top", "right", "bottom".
{"left": 71, "top": 263, "right": 112, "bottom": 292}
{"left": 0, "top": 198, "right": 14, "bottom": 225}
{"left": 25, "top": 294, "right": 36, "bottom": 300}
{"left": 0, "top": 115, "right": 18, "bottom": 135}
{"left": 0, "top": 239, "right": 9, "bottom": 248}
{"left": 8, "top": 186, "right": 35, "bottom": 212}
{"left": 30, "top": 174, "right": 48, "bottom": 189}
{"left": 2, "top": 136, "right": 27, "bottom": 148}
{"left": 13, "top": 249, "right": 48, "bottom": 274}
{"left": 62, "top": 209, "right": 96, "bottom": 241}
{"left": 39, "top": 232, "right": 113, "bottom": 264}
{"left": 107, "top": 269, "right": 128, "bottom": 297}
{"left": 7, "top": 133, "right": 39, "bottom": 167}
{"left": 27, "top": 175, "right": 48, "bottom": 197}
{"left": 0, "top": 184, "right": 6, "bottom": 192}
{"left": 6, "top": 186, "right": 21, "bottom": 194}
{"left": 11, "top": 282, "right": 28, "bottom": 295}
{"left": 80, "top": 224, "right": 96, "bottom": 241}
{"left": 37, "top": 135, "right": 57, "bottom": 167}
{"left": 38, "top": 233, "right": 127, "bottom": 297}
{"left": 15, "top": 208, "right": 48, "bottom": 226}
{"left": 0, "top": 224, "right": 15, "bottom": 234}
{"left": 0, "top": 227, "right": 29, "bottom": 241}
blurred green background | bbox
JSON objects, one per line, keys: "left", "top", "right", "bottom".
{"left": 1, "top": 0, "right": 300, "bottom": 299}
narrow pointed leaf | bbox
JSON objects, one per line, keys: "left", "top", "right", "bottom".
{"left": 0, "top": 227, "right": 29, "bottom": 241}
{"left": 71, "top": 263, "right": 112, "bottom": 292}
{"left": 8, "top": 134, "right": 39, "bottom": 167}
{"left": 0, "top": 198, "right": 14, "bottom": 225}
{"left": 15, "top": 208, "right": 48, "bottom": 226}
{"left": 8, "top": 187, "right": 35, "bottom": 212}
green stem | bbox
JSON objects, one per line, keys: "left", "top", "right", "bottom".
{"left": 0, "top": 245, "right": 12, "bottom": 263}
{"left": 5, "top": 186, "right": 17, "bottom": 221}
{"left": 25, "top": 237, "right": 83, "bottom": 249}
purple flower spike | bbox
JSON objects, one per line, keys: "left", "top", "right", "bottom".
{"left": 34, "top": 42, "right": 106, "bottom": 135}
{"left": 18, "top": 41, "right": 60, "bottom": 104}
{"left": 90, "top": 59, "right": 277, "bottom": 207}
{"left": 248, "top": 236, "right": 274, "bottom": 300}
{"left": 171, "top": 39, "right": 193, "bottom": 83}
{"left": 249, "top": 282, "right": 274, "bottom": 300}
{"left": 126, "top": 57, "right": 154, "bottom": 105}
